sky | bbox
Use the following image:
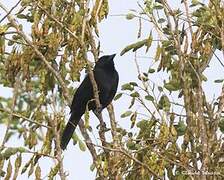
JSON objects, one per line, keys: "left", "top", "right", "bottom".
{"left": 0, "top": 0, "right": 224, "bottom": 179}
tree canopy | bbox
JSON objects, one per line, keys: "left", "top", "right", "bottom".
{"left": 0, "top": 0, "right": 224, "bottom": 179}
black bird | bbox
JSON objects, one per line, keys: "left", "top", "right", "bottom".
{"left": 61, "top": 54, "right": 119, "bottom": 150}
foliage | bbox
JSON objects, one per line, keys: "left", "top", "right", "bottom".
{"left": 118, "top": 0, "right": 224, "bottom": 179}
{"left": 0, "top": 0, "right": 109, "bottom": 179}
{"left": 0, "top": 0, "right": 224, "bottom": 179}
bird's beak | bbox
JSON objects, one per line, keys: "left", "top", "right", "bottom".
{"left": 110, "top": 54, "right": 116, "bottom": 60}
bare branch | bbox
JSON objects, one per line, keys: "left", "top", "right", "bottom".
{"left": 0, "top": 0, "right": 21, "bottom": 23}
{"left": 50, "top": 115, "right": 66, "bottom": 180}
{"left": 80, "top": 0, "right": 107, "bottom": 153}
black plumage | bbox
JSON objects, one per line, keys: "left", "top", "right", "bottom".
{"left": 60, "top": 54, "right": 119, "bottom": 150}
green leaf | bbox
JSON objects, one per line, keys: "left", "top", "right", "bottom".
{"left": 126, "top": 140, "right": 137, "bottom": 150}
{"left": 3, "top": 148, "right": 22, "bottom": 160}
{"left": 126, "top": 13, "right": 135, "bottom": 20}
{"left": 21, "top": 157, "right": 33, "bottom": 174}
{"left": 0, "top": 25, "right": 9, "bottom": 35}
{"left": 145, "top": 0, "right": 153, "bottom": 14}
{"left": 48, "top": 164, "right": 59, "bottom": 180}
{"left": 35, "top": 164, "right": 41, "bottom": 180}
{"left": 15, "top": 154, "right": 22, "bottom": 170}
{"left": 121, "top": 83, "right": 134, "bottom": 91}
{"left": 90, "top": 163, "right": 95, "bottom": 172}
{"left": 201, "top": 74, "right": 207, "bottom": 81}
{"left": 121, "top": 111, "right": 132, "bottom": 118}
{"left": 5, "top": 160, "right": 12, "bottom": 180}
{"left": 155, "top": 45, "right": 162, "bottom": 61}
{"left": 214, "top": 79, "right": 224, "bottom": 83}
{"left": 136, "top": 119, "right": 148, "bottom": 129}
{"left": 174, "top": 120, "right": 186, "bottom": 136}
{"left": 78, "top": 140, "right": 86, "bottom": 152}
{"left": 146, "top": 32, "right": 153, "bottom": 52}
{"left": 28, "top": 161, "right": 34, "bottom": 177}
{"left": 0, "top": 169, "right": 5, "bottom": 177}
{"left": 158, "top": 86, "right": 163, "bottom": 92}
{"left": 120, "top": 39, "right": 147, "bottom": 56}
{"left": 130, "top": 111, "right": 137, "bottom": 128}
{"left": 158, "top": 95, "right": 171, "bottom": 112}
{"left": 17, "top": 14, "right": 27, "bottom": 19}
{"left": 145, "top": 95, "right": 154, "bottom": 101}
{"left": 158, "top": 18, "right": 166, "bottom": 23}
{"left": 164, "top": 81, "right": 180, "bottom": 91}
{"left": 148, "top": 68, "right": 155, "bottom": 73}
{"left": 219, "top": 118, "right": 224, "bottom": 134}
{"left": 130, "top": 92, "right": 139, "bottom": 97}
{"left": 18, "top": 147, "right": 26, "bottom": 153}
{"left": 128, "top": 97, "right": 135, "bottom": 109}
{"left": 129, "top": 82, "right": 138, "bottom": 86}
{"left": 72, "top": 132, "right": 79, "bottom": 146}
{"left": 84, "top": 109, "right": 90, "bottom": 128}
{"left": 116, "top": 127, "right": 127, "bottom": 136}
{"left": 114, "top": 93, "right": 122, "bottom": 100}
{"left": 138, "top": 74, "right": 149, "bottom": 82}
{"left": 190, "top": 0, "right": 200, "bottom": 7}
{"left": 154, "top": 4, "right": 164, "bottom": 9}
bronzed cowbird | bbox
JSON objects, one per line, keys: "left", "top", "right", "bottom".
{"left": 60, "top": 54, "right": 119, "bottom": 150}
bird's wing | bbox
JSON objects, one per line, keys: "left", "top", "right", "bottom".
{"left": 70, "top": 75, "right": 93, "bottom": 115}
{"left": 106, "top": 70, "right": 119, "bottom": 104}
{"left": 94, "top": 68, "right": 119, "bottom": 108}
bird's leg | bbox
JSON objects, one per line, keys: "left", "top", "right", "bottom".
{"left": 94, "top": 106, "right": 107, "bottom": 131}
{"left": 94, "top": 105, "right": 103, "bottom": 115}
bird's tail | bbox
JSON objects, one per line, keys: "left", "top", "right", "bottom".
{"left": 60, "top": 113, "right": 79, "bottom": 150}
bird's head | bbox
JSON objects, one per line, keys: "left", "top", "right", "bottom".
{"left": 95, "top": 54, "right": 116, "bottom": 69}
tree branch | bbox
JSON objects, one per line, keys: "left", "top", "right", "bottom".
{"left": 0, "top": 2, "right": 70, "bottom": 106}
{"left": 90, "top": 143, "right": 163, "bottom": 180}
{"left": 0, "top": 73, "right": 20, "bottom": 149}
{"left": 0, "top": 0, "right": 21, "bottom": 23}
{"left": 78, "top": 119, "right": 105, "bottom": 178}
{"left": 0, "top": 108, "right": 51, "bottom": 129}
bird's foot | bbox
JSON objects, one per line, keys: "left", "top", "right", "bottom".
{"left": 94, "top": 105, "right": 103, "bottom": 115}
{"left": 101, "top": 121, "right": 106, "bottom": 129}
{"left": 96, "top": 122, "right": 110, "bottom": 132}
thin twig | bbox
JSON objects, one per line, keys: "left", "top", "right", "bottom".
{"left": 0, "top": 108, "right": 51, "bottom": 129}
{"left": 36, "top": 3, "right": 80, "bottom": 43}
{"left": 1, "top": 73, "right": 20, "bottom": 149}
{"left": 79, "top": 119, "right": 105, "bottom": 178}
{"left": 80, "top": 0, "right": 107, "bottom": 151}
{"left": 213, "top": 50, "right": 224, "bottom": 68}
{"left": 110, "top": 14, "right": 151, "bottom": 22}
{"left": 36, "top": 1, "right": 107, "bottom": 177}
{"left": 0, "top": 2, "right": 70, "bottom": 105}
{"left": 90, "top": 143, "right": 163, "bottom": 179}
{"left": 107, "top": 104, "right": 118, "bottom": 144}
{"left": 107, "top": 103, "right": 119, "bottom": 177}
{"left": 4, "top": 37, "right": 29, "bottom": 46}
{"left": 183, "top": 0, "right": 193, "bottom": 37}
{"left": 134, "top": 52, "right": 164, "bottom": 120}
{"left": 50, "top": 115, "right": 66, "bottom": 180}
{"left": 95, "top": 0, "right": 104, "bottom": 21}
{"left": 0, "top": 0, "right": 21, "bottom": 23}
{"left": 2, "top": 146, "right": 56, "bottom": 159}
